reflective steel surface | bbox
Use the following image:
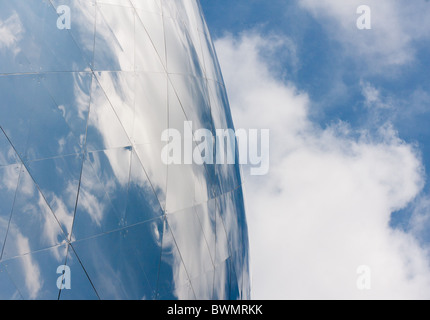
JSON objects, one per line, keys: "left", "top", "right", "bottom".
{"left": 0, "top": 0, "right": 250, "bottom": 300}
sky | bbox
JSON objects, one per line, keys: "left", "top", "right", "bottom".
{"left": 200, "top": 0, "right": 430, "bottom": 299}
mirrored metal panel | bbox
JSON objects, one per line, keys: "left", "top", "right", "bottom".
{"left": 0, "top": 0, "right": 250, "bottom": 300}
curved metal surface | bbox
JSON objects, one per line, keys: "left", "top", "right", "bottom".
{"left": 0, "top": 0, "right": 250, "bottom": 300}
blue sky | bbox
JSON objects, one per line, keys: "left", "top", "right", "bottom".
{"left": 202, "top": 0, "right": 430, "bottom": 163}
{"left": 201, "top": 0, "right": 430, "bottom": 299}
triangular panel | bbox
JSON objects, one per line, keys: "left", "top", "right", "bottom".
{"left": 71, "top": 147, "right": 132, "bottom": 241}
{"left": 26, "top": 154, "right": 83, "bottom": 239}
{"left": 2, "top": 167, "right": 67, "bottom": 260}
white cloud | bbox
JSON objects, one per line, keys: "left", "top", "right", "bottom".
{"left": 299, "top": 0, "right": 430, "bottom": 70}
{"left": 0, "top": 12, "right": 24, "bottom": 55}
{"left": 215, "top": 32, "right": 430, "bottom": 299}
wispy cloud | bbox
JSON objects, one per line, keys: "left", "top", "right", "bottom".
{"left": 299, "top": 0, "right": 430, "bottom": 71}
{"left": 0, "top": 12, "right": 24, "bottom": 56}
